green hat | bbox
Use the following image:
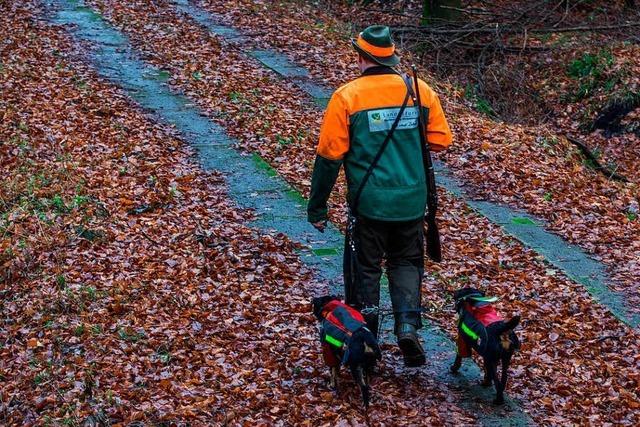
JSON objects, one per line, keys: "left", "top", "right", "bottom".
{"left": 351, "top": 25, "right": 400, "bottom": 67}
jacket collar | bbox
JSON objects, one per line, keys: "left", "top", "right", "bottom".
{"left": 361, "top": 65, "right": 397, "bottom": 76}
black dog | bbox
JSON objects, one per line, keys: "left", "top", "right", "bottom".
{"left": 450, "top": 288, "right": 521, "bottom": 405}
{"left": 312, "top": 295, "right": 381, "bottom": 408}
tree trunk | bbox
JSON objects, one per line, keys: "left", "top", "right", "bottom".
{"left": 422, "top": 0, "right": 462, "bottom": 23}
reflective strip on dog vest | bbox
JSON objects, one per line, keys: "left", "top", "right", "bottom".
{"left": 325, "top": 334, "right": 343, "bottom": 348}
{"left": 461, "top": 321, "right": 479, "bottom": 340}
{"left": 469, "top": 296, "right": 498, "bottom": 303}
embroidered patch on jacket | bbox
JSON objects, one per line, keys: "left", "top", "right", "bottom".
{"left": 367, "top": 106, "right": 419, "bottom": 133}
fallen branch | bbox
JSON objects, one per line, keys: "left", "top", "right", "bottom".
{"left": 532, "top": 21, "right": 640, "bottom": 33}
{"left": 438, "top": 5, "right": 505, "bottom": 17}
{"left": 565, "top": 135, "right": 629, "bottom": 183}
{"left": 455, "top": 40, "right": 550, "bottom": 52}
{"left": 596, "top": 334, "right": 623, "bottom": 343}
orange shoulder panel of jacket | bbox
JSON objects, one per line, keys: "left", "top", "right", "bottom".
{"left": 317, "top": 87, "right": 350, "bottom": 160}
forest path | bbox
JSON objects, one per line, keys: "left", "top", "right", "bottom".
{"left": 47, "top": 0, "right": 532, "bottom": 424}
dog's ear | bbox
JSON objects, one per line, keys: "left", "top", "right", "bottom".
{"left": 454, "top": 287, "right": 483, "bottom": 300}
{"left": 496, "top": 315, "right": 520, "bottom": 337}
{"left": 453, "top": 288, "right": 484, "bottom": 311}
{"left": 504, "top": 315, "right": 520, "bottom": 331}
{"left": 312, "top": 296, "right": 329, "bottom": 320}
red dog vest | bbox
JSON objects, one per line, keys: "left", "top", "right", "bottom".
{"left": 319, "top": 300, "right": 367, "bottom": 367}
{"left": 457, "top": 301, "right": 503, "bottom": 358}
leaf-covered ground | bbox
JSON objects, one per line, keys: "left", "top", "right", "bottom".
{"left": 0, "top": 2, "right": 481, "bottom": 425}
{"left": 62, "top": 0, "right": 640, "bottom": 424}
{"left": 2, "top": 0, "right": 640, "bottom": 425}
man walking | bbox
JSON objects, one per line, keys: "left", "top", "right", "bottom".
{"left": 308, "top": 25, "right": 452, "bottom": 367}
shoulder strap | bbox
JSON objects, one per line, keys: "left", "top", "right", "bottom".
{"left": 351, "top": 75, "right": 412, "bottom": 216}
{"left": 403, "top": 74, "right": 415, "bottom": 100}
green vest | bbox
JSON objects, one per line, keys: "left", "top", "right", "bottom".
{"left": 345, "top": 105, "right": 429, "bottom": 221}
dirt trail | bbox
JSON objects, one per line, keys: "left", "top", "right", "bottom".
{"left": 74, "top": 0, "right": 640, "bottom": 424}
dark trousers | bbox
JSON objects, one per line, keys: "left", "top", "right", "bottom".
{"left": 344, "top": 216, "right": 424, "bottom": 336}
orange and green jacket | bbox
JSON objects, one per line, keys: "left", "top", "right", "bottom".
{"left": 308, "top": 66, "right": 452, "bottom": 222}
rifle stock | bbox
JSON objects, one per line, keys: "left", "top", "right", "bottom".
{"left": 412, "top": 66, "right": 442, "bottom": 263}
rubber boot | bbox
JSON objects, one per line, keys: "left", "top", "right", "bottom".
{"left": 396, "top": 323, "right": 426, "bottom": 367}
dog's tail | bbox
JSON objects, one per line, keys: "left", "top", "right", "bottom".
{"left": 351, "top": 364, "right": 370, "bottom": 408}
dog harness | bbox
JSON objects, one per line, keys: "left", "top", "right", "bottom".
{"left": 457, "top": 295, "right": 502, "bottom": 358}
{"left": 318, "top": 300, "right": 367, "bottom": 367}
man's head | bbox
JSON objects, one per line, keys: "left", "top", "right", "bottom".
{"left": 351, "top": 25, "right": 399, "bottom": 69}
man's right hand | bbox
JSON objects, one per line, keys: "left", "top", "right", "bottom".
{"left": 311, "top": 220, "right": 327, "bottom": 233}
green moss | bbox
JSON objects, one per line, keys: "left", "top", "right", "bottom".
{"left": 511, "top": 217, "right": 536, "bottom": 225}
{"left": 251, "top": 153, "right": 278, "bottom": 177}
{"left": 568, "top": 50, "right": 613, "bottom": 79}
{"left": 153, "top": 70, "right": 171, "bottom": 81}
{"left": 285, "top": 188, "right": 307, "bottom": 205}
{"left": 277, "top": 135, "right": 293, "bottom": 146}
{"left": 463, "top": 83, "right": 496, "bottom": 118}
{"left": 312, "top": 248, "right": 339, "bottom": 256}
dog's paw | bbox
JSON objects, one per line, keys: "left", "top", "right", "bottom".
{"left": 449, "top": 364, "right": 460, "bottom": 374}
{"left": 493, "top": 397, "right": 505, "bottom": 405}
{"left": 480, "top": 379, "right": 492, "bottom": 388}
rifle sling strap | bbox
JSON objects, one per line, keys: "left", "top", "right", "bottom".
{"left": 405, "top": 72, "right": 437, "bottom": 217}
{"left": 403, "top": 74, "right": 431, "bottom": 174}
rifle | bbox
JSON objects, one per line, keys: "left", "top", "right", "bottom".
{"left": 411, "top": 65, "right": 442, "bottom": 263}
